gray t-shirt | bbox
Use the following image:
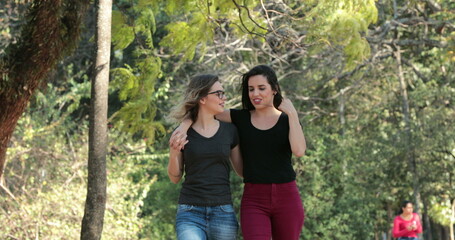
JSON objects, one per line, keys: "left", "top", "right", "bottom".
{"left": 178, "top": 121, "right": 239, "bottom": 206}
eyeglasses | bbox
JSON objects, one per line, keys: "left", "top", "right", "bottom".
{"left": 207, "top": 90, "right": 225, "bottom": 99}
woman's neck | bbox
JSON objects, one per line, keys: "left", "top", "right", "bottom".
{"left": 193, "top": 113, "right": 218, "bottom": 130}
{"left": 401, "top": 212, "right": 413, "bottom": 219}
{"left": 252, "top": 107, "right": 281, "bottom": 117}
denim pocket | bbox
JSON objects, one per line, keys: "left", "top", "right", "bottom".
{"left": 177, "top": 204, "right": 194, "bottom": 212}
{"left": 219, "top": 204, "right": 235, "bottom": 213}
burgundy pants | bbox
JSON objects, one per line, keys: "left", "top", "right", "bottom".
{"left": 240, "top": 180, "right": 304, "bottom": 240}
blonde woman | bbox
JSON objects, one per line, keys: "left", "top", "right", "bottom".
{"left": 168, "top": 74, "right": 243, "bottom": 240}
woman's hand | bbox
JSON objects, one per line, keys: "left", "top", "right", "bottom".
{"left": 169, "top": 118, "right": 192, "bottom": 150}
{"left": 278, "top": 98, "right": 298, "bottom": 117}
{"left": 406, "top": 222, "right": 417, "bottom": 231}
{"left": 169, "top": 127, "right": 189, "bottom": 151}
{"left": 278, "top": 97, "right": 306, "bottom": 157}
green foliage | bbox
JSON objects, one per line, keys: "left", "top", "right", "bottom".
{"left": 111, "top": 10, "right": 135, "bottom": 50}
{"left": 1, "top": 183, "right": 86, "bottom": 238}
{"left": 110, "top": 1, "right": 164, "bottom": 146}
{"left": 110, "top": 0, "right": 263, "bottom": 145}
{"left": 1, "top": 80, "right": 88, "bottom": 238}
{"left": 160, "top": 15, "right": 213, "bottom": 62}
{"left": 159, "top": 0, "right": 266, "bottom": 62}
{"left": 304, "top": 0, "right": 377, "bottom": 70}
{"left": 109, "top": 0, "right": 378, "bottom": 146}
{"left": 118, "top": 150, "right": 179, "bottom": 239}
{"left": 111, "top": 56, "right": 166, "bottom": 145}
{"left": 0, "top": 80, "right": 159, "bottom": 239}
{"left": 1, "top": 134, "right": 154, "bottom": 239}
{"left": 428, "top": 197, "right": 454, "bottom": 227}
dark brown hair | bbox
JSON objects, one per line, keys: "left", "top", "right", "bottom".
{"left": 240, "top": 65, "right": 283, "bottom": 110}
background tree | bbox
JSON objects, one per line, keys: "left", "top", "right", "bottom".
{"left": 80, "top": 0, "right": 112, "bottom": 239}
{"left": 0, "top": 0, "right": 90, "bottom": 180}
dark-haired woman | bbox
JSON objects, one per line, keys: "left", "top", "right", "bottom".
{"left": 168, "top": 74, "right": 243, "bottom": 240}
{"left": 171, "top": 65, "right": 306, "bottom": 239}
{"left": 392, "top": 201, "right": 423, "bottom": 240}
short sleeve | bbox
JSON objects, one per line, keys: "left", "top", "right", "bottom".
{"left": 231, "top": 124, "right": 239, "bottom": 149}
{"left": 230, "top": 109, "right": 241, "bottom": 125}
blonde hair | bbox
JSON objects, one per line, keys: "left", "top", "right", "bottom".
{"left": 169, "top": 74, "right": 219, "bottom": 123}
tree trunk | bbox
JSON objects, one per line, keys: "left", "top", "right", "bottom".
{"left": 450, "top": 198, "right": 454, "bottom": 240}
{"left": 387, "top": 203, "right": 393, "bottom": 240}
{"left": 338, "top": 88, "right": 346, "bottom": 136}
{"left": 443, "top": 225, "right": 450, "bottom": 240}
{"left": 0, "top": 0, "right": 90, "bottom": 180}
{"left": 80, "top": 0, "right": 111, "bottom": 239}
{"left": 393, "top": 43, "right": 422, "bottom": 214}
{"left": 423, "top": 197, "right": 433, "bottom": 240}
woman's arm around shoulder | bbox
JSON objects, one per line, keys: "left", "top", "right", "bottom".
{"left": 230, "top": 144, "right": 243, "bottom": 178}
{"left": 169, "top": 118, "right": 192, "bottom": 150}
{"left": 215, "top": 109, "right": 232, "bottom": 123}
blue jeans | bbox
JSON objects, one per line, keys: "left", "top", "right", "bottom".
{"left": 176, "top": 204, "right": 239, "bottom": 240}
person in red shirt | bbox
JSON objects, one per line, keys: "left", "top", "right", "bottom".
{"left": 392, "top": 200, "right": 423, "bottom": 240}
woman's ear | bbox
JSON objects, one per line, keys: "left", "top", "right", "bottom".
{"left": 199, "top": 97, "right": 207, "bottom": 105}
